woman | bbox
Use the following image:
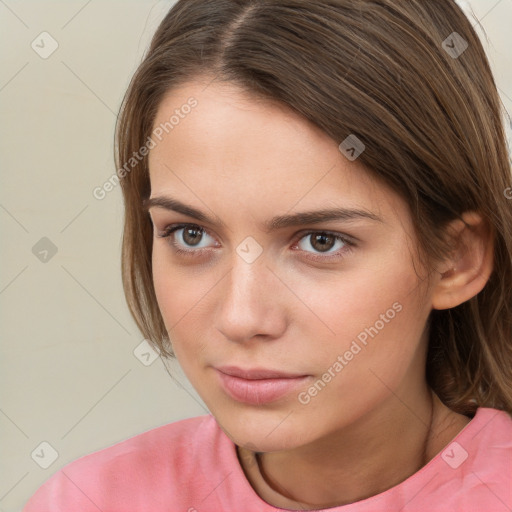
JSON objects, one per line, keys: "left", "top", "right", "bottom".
{"left": 24, "top": 0, "right": 512, "bottom": 510}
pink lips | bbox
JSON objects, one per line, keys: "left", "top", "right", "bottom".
{"left": 216, "top": 366, "right": 311, "bottom": 405}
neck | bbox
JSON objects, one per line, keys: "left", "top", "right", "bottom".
{"left": 256, "top": 386, "right": 438, "bottom": 508}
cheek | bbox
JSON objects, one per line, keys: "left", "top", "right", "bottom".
{"left": 297, "top": 256, "right": 427, "bottom": 386}
{"left": 292, "top": 300, "right": 426, "bottom": 426}
{"left": 152, "top": 234, "right": 428, "bottom": 370}
{"left": 151, "top": 249, "right": 219, "bottom": 357}
{"left": 152, "top": 250, "right": 195, "bottom": 332}
{"left": 296, "top": 254, "right": 420, "bottom": 341}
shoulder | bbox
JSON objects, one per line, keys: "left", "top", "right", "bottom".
{"left": 22, "top": 414, "right": 225, "bottom": 512}
{"left": 463, "top": 407, "right": 512, "bottom": 466}
{"left": 430, "top": 407, "right": 512, "bottom": 511}
{"left": 61, "top": 414, "right": 214, "bottom": 475}
{"left": 466, "top": 407, "right": 512, "bottom": 446}
{"left": 445, "top": 406, "right": 512, "bottom": 473}
{"left": 354, "top": 407, "right": 512, "bottom": 511}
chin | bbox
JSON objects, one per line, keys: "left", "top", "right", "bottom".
{"left": 209, "top": 402, "right": 312, "bottom": 452}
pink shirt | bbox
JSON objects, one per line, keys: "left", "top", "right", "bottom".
{"left": 23, "top": 407, "right": 512, "bottom": 511}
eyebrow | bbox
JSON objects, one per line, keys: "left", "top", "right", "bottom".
{"left": 143, "top": 196, "right": 383, "bottom": 231}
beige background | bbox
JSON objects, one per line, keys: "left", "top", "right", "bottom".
{"left": 1, "top": 1, "right": 511, "bottom": 510}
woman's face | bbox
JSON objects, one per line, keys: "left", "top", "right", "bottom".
{"left": 147, "top": 80, "right": 435, "bottom": 451}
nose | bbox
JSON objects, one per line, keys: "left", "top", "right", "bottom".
{"left": 214, "top": 255, "right": 287, "bottom": 344}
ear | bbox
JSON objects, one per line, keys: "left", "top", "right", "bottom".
{"left": 431, "top": 211, "right": 494, "bottom": 310}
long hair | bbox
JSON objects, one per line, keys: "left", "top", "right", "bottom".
{"left": 114, "top": 0, "right": 512, "bottom": 417}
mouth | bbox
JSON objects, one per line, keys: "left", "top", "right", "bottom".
{"left": 215, "top": 366, "right": 312, "bottom": 405}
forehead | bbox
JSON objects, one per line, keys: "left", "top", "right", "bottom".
{"left": 147, "top": 80, "right": 408, "bottom": 229}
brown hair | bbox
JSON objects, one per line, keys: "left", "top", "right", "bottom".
{"left": 114, "top": 0, "right": 512, "bottom": 417}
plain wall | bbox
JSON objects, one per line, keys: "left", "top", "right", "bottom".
{"left": 1, "top": 1, "right": 511, "bottom": 510}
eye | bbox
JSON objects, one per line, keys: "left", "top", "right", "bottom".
{"left": 292, "top": 231, "right": 354, "bottom": 262}
{"left": 156, "top": 223, "right": 355, "bottom": 262}
{"left": 156, "top": 223, "right": 218, "bottom": 257}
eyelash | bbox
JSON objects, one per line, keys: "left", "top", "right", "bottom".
{"left": 155, "top": 223, "right": 355, "bottom": 262}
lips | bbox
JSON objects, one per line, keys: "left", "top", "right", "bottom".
{"left": 215, "top": 366, "right": 311, "bottom": 405}
{"left": 216, "top": 366, "right": 307, "bottom": 380}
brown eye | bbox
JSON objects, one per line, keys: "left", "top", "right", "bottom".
{"left": 157, "top": 224, "right": 217, "bottom": 255}
{"left": 292, "top": 230, "right": 355, "bottom": 262}
{"left": 157, "top": 224, "right": 355, "bottom": 263}
{"left": 297, "top": 232, "right": 347, "bottom": 254}
{"left": 181, "top": 226, "right": 204, "bottom": 247}
{"left": 309, "top": 233, "right": 336, "bottom": 252}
